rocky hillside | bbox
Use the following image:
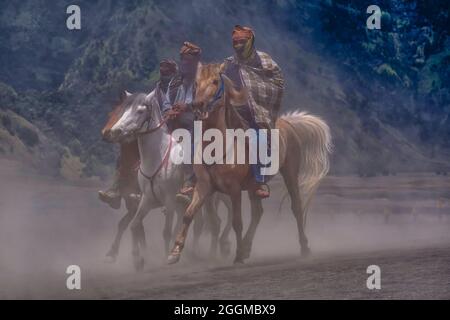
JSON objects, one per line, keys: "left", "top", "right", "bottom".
{"left": 0, "top": 0, "right": 449, "bottom": 178}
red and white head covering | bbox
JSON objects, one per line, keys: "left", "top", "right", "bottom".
{"left": 179, "top": 41, "right": 202, "bottom": 58}
{"left": 232, "top": 25, "right": 255, "bottom": 42}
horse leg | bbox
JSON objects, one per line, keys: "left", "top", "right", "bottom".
{"left": 105, "top": 209, "right": 135, "bottom": 263}
{"left": 105, "top": 198, "right": 137, "bottom": 263}
{"left": 162, "top": 207, "right": 175, "bottom": 254}
{"left": 230, "top": 191, "right": 244, "bottom": 264}
{"left": 168, "top": 181, "right": 211, "bottom": 264}
{"left": 130, "top": 195, "right": 152, "bottom": 271}
{"left": 241, "top": 191, "right": 263, "bottom": 260}
{"left": 281, "top": 168, "right": 311, "bottom": 257}
{"left": 219, "top": 195, "right": 232, "bottom": 258}
{"left": 192, "top": 208, "right": 205, "bottom": 256}
{"left": 204, "top": 195, "right": 220, "bottom": 259}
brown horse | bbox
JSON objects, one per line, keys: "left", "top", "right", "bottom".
{"left": 168, "top": 63, "right": 332, "bottom": 264}
{"left": 101, "top": 91, "right": 234, "bottom": 264}
{"left": 101, "top": 92, "right": 141, "bottom": 262}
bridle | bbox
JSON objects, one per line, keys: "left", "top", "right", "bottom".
{"left": 205, "top": 73, "right": 225, "bottom": 113}
{"left": 134, "top": 98, "right": 173, "bottom": 204}
{"left": 136, "top": 101, "right": 170, "bottom": 136}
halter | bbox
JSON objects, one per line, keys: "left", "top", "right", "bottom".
{"left": 137, "top": 102, "right": 169, "bottom": 136}
{"left": 205, "top": 73, "right": 225, "bottom": 113}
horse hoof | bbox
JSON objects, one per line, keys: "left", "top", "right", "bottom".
{"left": 233, "top": 254, "right": 245, "bottom": 264}
{"left": 219, "top": 241, "right": 231, "bottom": 258}
{"left": 167, "top": 253, "right": 180, "bottom": 265}
{"left": 241, "top": 250, "right": 250, "bottom": 260}
{"left": 133, "top": 257, "right": 145, "bottom": 272}
{"left": 301, "top": 247, "right": 311, "bottom": 258}
{"left": 104, "top": 255, "right": 116, "bottom": 264}
{"left": 241, "top": 243, "right": 252, "bottom": 260}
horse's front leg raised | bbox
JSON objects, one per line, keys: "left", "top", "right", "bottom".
{"left": 168, "top": 181, "right": 212, "bottom": 264}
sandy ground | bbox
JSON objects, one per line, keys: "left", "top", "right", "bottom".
{"left": 0, "top": 158, "right": 449, "bottom": 299}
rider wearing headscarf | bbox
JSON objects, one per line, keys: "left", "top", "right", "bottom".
{"left": 156, "top": 59, "right": 178, "bottom": 105}
{"left": 223, "top": 25, "right": 285, "bottom": 198}
{"left": 161, "top": 41, "right": 202, "bottom": 202}
{"left": 98, "top": 59, "right": 178, "bottom": 209}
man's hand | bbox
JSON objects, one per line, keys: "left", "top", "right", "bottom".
{"left": 172, "top": 102, "right": 188, "bottom": 113}
{"left": 166, "top": 108, "right": 180, "bottom": 119}
{"left": 165, "top": 103, "right": 190, "bottom": 119}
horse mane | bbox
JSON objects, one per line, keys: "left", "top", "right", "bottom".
{"left": 197, "top": 63, "right": 249, "bottom": 130}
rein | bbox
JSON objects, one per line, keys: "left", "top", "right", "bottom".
{"left": 136, "top": 100, "right": 173, "bottom": 202}
{"left": 137, "top": 112, "right": 170, "bottom": 136}
{"left": 138, "top": 136, "right": 173, "bottom": 203}
{"left": 205, "top": 73, "right": 225, "bottom": 113}
{"left": 139, "top": 135, "right": 172, "bottom": 181}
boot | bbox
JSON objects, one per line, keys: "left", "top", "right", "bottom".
{"left": 98, "top": 172, "right": 122, "bottom": 209}
{"left": 176, "top": 180, "right": 195, "bottom": 206}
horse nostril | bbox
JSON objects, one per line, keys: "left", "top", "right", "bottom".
{"left": 108, "top": 128, "right": 122, "bottom": 140}
{"left": 114, "top": 128, "right": 122, "bottom": 136}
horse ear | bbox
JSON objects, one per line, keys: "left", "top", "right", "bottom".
{"left": 145, "top": 90, "right": 155, "bottom": 102}
{"left": 120, "top": 90, "right": 132, "bottom": 101}
{"left": 219, "top": 62, "right": 226, "bottom": 74}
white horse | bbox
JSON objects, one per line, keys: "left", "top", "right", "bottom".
{"left": 108, "top": 90, "right": 232, "bottom": 270}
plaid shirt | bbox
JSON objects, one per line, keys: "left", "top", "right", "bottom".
{"left": 224, "top": 51, "right": 284, "bottom": 127}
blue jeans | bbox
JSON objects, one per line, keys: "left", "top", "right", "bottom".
{"left": 235, "top": 106, "right": 270, "bottom": 184}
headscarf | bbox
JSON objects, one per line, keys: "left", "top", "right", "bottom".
{"left": 179, "top": 41, "right": 202, "bottom": 58}
{"left": 232, "top": 25, "right": 255, "bottom": 61}
{"left": 159, "top": 59, "right": 178, "bottom": 77}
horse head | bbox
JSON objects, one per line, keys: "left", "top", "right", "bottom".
{"left": 102, "top": 90, "right": 132, "bottom": 142}
{"left": 193, "top": 63, "right": 247, "bottom": 123}
{"left": 106, "top": 90, "right": 162, "bottom": 143}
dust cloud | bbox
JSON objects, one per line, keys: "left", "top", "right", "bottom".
{"left": 0, "top": 158, "right": 449, "bottom": 299}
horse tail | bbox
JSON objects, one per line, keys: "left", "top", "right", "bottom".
{"left": 279, "top": 111, "right": 332, "bottom": 226}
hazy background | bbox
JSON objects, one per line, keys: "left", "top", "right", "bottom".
{"left": 0, "top": 158, "right": 449, "bottom": 299}
{"left": 0, "top": 0, "right": 449, "bottom": 299}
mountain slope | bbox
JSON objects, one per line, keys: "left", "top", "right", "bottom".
{"left": 0, "top": 0, "right": 449, "bottom": 177}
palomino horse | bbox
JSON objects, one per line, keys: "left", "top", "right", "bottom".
{"left": 168, "top": 63, "right": 332, "bottom": 264}
{"left": 105, "top": 89, "right": 233, "bottom": 270}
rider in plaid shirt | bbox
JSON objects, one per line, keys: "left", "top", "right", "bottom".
{"left": 223, "top": 25, "right": 285, "bottom": 198}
